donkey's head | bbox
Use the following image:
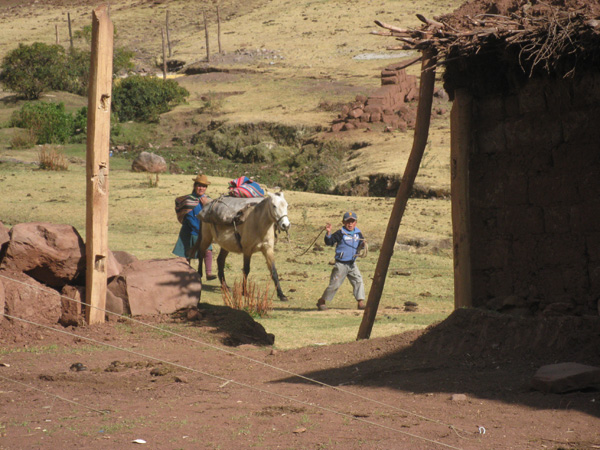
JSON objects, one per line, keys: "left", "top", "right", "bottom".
{"left": 267, "top": 192, "right": 290, "bottom": 231}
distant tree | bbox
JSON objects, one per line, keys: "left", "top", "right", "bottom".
{"left": 0, "top": 43, "right": 69, "bottom": 99}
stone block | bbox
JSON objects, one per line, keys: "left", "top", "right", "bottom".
{"left": 0, "top": 269, "right": 61, "bottom": 325}
{"left": 532, "top": 362, "right": 600, "bottom": 393}
{"left": 60, "top": 285, "right": 84, "bottom": 327}
{"left": 107, "top": 258, "right": 201, "bottom": 316}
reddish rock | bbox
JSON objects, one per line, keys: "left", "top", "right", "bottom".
{"left": 131, "top": 151, "right": 167, "bottom": 173}
{"left": 364, "top": 105, "right": 383, "bottom": 115}
{"left": 60, "top": 285, "right": 84, "bottom": 327}
{"left": 360, "top": 113, "right": 371, "bottom": 123}
{"left": 0, "top": 270, "right": 61, "bottom": 325}
{"left": 532, "top": 362, "right": 600, "bottom": 393}
{"left": 342, "top": 122, "right": 356, "bottom": 131}
{"left": 107, "top": 249, "right": 122, "bottom": 279}
{"left": 331, "top": 122, "right": 344, "bottom": 132}
{"left": 112, "top": 250, "right": 138, "bottom": 267}
{"left": 0, "top": 222, "right": 85, "bottom": 288}
{"left": 107, "top": 258, "right": 201, "bottom": 316}
{"left": 0, "top": 221, "right": 9, "bottom": 251}
{"left": 370, "top": 112, "right": 382, "bottom": 122}
{"left": 355, "top": 94, "right": 368, "bottom": 103}
{"left": 348, "top": 108, "right": 363, "bottom": 119}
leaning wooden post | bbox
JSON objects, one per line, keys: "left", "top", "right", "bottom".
{"left": 166, "top": 10, "right": 172, "bottom": 57}
{"left": 450, "top": 89, "right": 473, "bottom": 309}
{"left": 203, "top": 10, "right": 210, "bottom": 63}
{"left": 68, "top": 12, "right": 74, "bottom": 49}
{"left": 161, "top": 27, "right": 167, "bottom": 80}
{"left": 216, "top": 4, "right": 222, "bottom": 54}
{"left": 357, "top": 48, "right": 437, "bottom": 340}
{"left": 85, "top": 4, "right": 113, "bottom": 325}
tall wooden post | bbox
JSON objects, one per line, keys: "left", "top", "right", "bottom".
{"left": 85, "top": 4, "right": 113, "bottom": 325}
{"left": 68, "top": 12, "right": 74, "bottom": 49}
{"left": 166, "top": 10, "right": 172, "bottom": 57}
{"left": 55, "top": 24, "right": 60, "bottom": 44}
{"left": 450, "top": 89, "right": 473, "bottom": 309}
{"left": 357, "top": 49, "right": 437, "bottom": 340}
{"left": 203, "top": 10, "right": 210, "bottom": 63}
{"left": 216, "top": 4, "right": 222, "bottom": 54}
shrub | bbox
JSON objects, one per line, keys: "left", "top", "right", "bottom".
{"left": 71, "top": 106, "right": 122, "bottom": 143}
{"left": 0, "top": 43, "right": 69, "bottom": 99}
{"left": 112, "top": 75, "right": 189, "bottom": 123}
{"left": 10, "top": 129, "right": 37, "bottom": 149}
{"left": 38, "top": 145, "right": 69, "bottom": 171}
{"left": 10, "top": 102, "right": 74, "bottom": 145}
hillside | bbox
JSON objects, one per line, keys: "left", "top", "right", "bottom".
{"left": 0, "top": 0, "right": 460, "bottom": 193}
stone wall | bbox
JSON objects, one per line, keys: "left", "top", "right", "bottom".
{"left": 469, "top": 72, "right": 600, "bottom": 316}
{"left": 331, "top": 63, "right": 419, "bottom": 132}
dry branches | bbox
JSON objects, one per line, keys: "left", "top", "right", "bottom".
{"left": 373, "top": 6, "right": 600, "bottom": 77}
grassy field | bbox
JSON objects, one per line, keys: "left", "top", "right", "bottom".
{"left": 0, "top": 0, "right": 458, "bottom": 349}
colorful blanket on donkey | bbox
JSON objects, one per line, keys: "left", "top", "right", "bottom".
{"left": 228, "top": 176, "right": 265, "bottom": 198}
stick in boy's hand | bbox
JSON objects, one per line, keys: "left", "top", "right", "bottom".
{"left": 325, "top": 222, "right": 332, "bottom": 234}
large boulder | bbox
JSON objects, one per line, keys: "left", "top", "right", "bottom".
{"left": 0, "top": 222, "right": 85, "bottom": 288}
{"left": 107, "top": 258, "right": 201, "bottom": 316}
{"left": 112, "top": 250, "right": 138, "bottom": 267}
{"left": 0, "top": 269, "right": 61, "bottom": 325}
{"left": 0, "top": 221, "right": 9, "bottom": 253}
{"left": 131, "top": 151, "right": 167, "bottom": 173}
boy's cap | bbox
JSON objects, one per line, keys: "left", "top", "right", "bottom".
{"left": 343, "top": 211, "right": 357, "bottom": 222}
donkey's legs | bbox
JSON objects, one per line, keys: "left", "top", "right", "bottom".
{"left": 243, "top": 254, "right": 251, "bottom": 295}
{"left": 217, "top": 248, "right": 230, "bottom": 291}
{"left": 262, "top": 247, "right": 288, "bottom": 301}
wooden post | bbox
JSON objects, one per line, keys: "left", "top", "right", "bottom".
{"left": 203, "top": 10, "right": 210, "bottom": 63}
{"left": 450, "top": 89, "right": 473, "bottom": 309}
{"left": 55, "top": 24, "right": 60, "bottom": 44}
{"left": 166, "top": 10, "right": 172, "bottom": 57}
{"left": 85, "top": 4, "right": 113, "bottom": 325}
{"left": 216, "top": 4, "right": 222, "bottom": 54}
{"left": 161, "top": 28, "right": 167, "bottom": 80}
{"left": 68, "top": 12, "right": 74, "bottom": 49}
{"left": 357, "top": 48, "right": 437, "bottom": 340}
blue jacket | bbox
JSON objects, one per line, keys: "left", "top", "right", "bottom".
{"left": 183, "top": 195, "right": 207, "bottom": 236}
{"left": 325, "top": 226, "right": 364, "bottom": 263}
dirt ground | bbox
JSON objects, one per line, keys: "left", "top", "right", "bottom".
{"left": 1, "top": 308, "right": 599, "bottom": 450}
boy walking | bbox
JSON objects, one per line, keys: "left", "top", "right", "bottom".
{"left": 317, "top": 211, "right": 366, "bottom": 311}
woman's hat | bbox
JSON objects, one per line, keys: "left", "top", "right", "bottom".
{"left": 192, "top": 174, "right": 211, "bottom": 185}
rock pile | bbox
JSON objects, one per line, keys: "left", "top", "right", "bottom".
{"left": 0, "top": 221, "right": 200, "bottom": 330}
{"left": 331, "top": 63, "right": 419, "bottom": 132}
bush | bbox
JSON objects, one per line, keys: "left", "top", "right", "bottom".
{"left": 10, "top": 102, "right": 74, "bottom": 145}
{"left": 10, "top": 130, "right": 37, "bottom": 149}
{"left": 112, "top": 75, "right": 189, "bottom": 123}
{"left": 38, "top": 145, "right": 69, "bottom": 171}
{"left": 71, "top": 106, "right": 122, "bottom": 143}
{"left": 0, "top": 43, "right": 69, "bottom": 99}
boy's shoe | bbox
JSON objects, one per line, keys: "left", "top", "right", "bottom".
{"left": 206, "top": 274, "right": 217, "bottom": 280}
{"left": 357, "top": 300, "right": 366, "bottom": 310}
{"left": 316, "top": 299, "right": 328, "bottom": 311}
